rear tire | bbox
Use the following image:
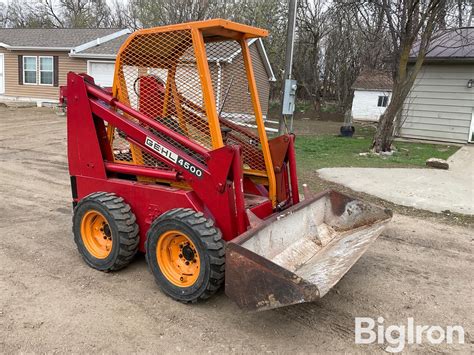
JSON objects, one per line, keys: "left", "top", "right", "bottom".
{"left": 146, "top": 208, "right": 225, "bottom": 303}
{"left": 73, "top": 192, "right": 139, "bottom": 272}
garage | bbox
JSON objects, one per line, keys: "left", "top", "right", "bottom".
{"left": 87, "top": 61, "right": 115, "bottom": 87}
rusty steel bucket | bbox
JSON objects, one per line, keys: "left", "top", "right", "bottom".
{"left": 225, "top": 190, "right": 392, "bottom": 311}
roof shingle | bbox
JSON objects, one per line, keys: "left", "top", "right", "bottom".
{"left": 0, "top": 28, "right": 122, "bottom": 49}
{"left": 78, "top": 34, "right": 243, "bottom": 60}
{"left": 410, "top": 27, "right": 474, "bottom": 60}
{"left": 78, "top": 34, "right": 128, "bottom": 55}
{"left": 352, "top": 70, "right": 393, "bottom": 91}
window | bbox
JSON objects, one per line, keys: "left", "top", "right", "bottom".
{"left": 23, "top": 56, "right": 37, "bottom": 84}
{"left": 377, "top": 95, "right": 389, "bottom": 107}
{"left": 39, "top": 56, "right": 53, "bottom": 85}
{"left": 22, "top": 56, "right": 54, "bottom": 86}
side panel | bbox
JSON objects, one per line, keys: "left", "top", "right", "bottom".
{"left": 74, "top": 176, "right": 205, "bottom": 252}
{"left": 66, "top": 73, "right": 244, "bottom": 242}
{"left": 400, "top": 64, "right": 473, "bottom": 143}
{"left": 66, "top": 73, "right": 107, "bottom": 179}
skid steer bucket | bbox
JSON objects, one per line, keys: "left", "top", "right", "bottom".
{"left": 225, "top": 190, "right": 392, "bottom": 311}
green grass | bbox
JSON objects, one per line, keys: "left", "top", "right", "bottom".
{"left": 294, "top": 130, "right": 459, "bottom": 170}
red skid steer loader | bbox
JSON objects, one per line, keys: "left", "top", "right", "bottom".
{"left": 62, "top": 19, "right": 392, "bottom": 311}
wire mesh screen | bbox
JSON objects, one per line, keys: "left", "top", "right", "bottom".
{"left": 112, "top": 28, "right": 267, "bottom": 175}
{"left": 206, "top": 40, "right": 266, "bottom": 173}
{"left": 113, "top": 29, "right": 210, "bottom": 168}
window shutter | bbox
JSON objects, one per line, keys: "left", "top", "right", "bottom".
{"left": 18, "top": 55, "right": 23, "bottom": 85}
{"left": 53, "top": 56, "right": 59, "bottom": 87}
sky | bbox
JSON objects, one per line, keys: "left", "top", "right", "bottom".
{"left": 0, "top": 0, "right": 127, "bottom": 4}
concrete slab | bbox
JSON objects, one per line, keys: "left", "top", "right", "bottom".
{"left": 318, "top": 146, "right": 474, "bottom": 215}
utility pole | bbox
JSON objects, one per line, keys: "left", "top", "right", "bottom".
{"left": 278, "top": 0, "right": 298, "bottom": 135}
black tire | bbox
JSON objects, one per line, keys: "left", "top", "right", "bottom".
{"left": 73, "top": 192, "right": 139, "bottom": 272}
{"left": 146, "top": 208, "right": 225, "bottom": 303}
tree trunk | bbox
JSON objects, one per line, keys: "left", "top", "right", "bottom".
{"left": 372, "top": 88, "right": 402, "bottom": 152}
{"left": 312, "top": 94, "right": 321, "bottom": 117}
{"left": 372, "top": 112, "right": 395, "bottom": 152}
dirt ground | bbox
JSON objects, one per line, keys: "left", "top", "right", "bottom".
{"left": 0, "top": 107, "right": 472, "bottom": 353}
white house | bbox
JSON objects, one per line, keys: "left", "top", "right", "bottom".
{"left": 351, "top": 70, "right": 393, "bottom": 121}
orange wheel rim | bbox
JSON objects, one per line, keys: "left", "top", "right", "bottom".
{"left": 156, "top": 230, "right": 200, "bottom": 287}
{"left": 81, "top": 210, "right": 112, "bottom": 259}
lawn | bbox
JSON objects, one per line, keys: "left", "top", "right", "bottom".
{"left": 294, "top": 124, "right": 460, "bottom": 170}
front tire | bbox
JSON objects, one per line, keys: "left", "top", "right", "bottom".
{"left": 146, "top": 208, "right": 225, "bottom": 303}
{"left": 73, "top": 192, "right": 139, "bottom": 272}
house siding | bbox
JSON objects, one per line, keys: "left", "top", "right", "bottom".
{"left": 0, "top": 41, "right": 271, "bottom": 112}
{"left": 352, "top": 90, "right": 392, "bottom": 121}
{"left": 0, "top": 48, "right": 86, "bottom": 101}
{"left": 400, "top": 64, "right": 474, "bottom": 143}
{"left": 215, "top": 43, "right": 270, "bottom": 119}
{"left": 250, "top": 43, "right": 270, "bottom": 116}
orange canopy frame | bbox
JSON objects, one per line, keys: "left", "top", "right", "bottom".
{"left": 111, "top": 19, "right": 277, "bottom": 205}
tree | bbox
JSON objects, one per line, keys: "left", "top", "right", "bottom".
{"left": 323, "top": 3, "right": 390, "bottom": 110}
{"left": 372, "top": 0, "right": 449, "bottom": 152}
{"left": 3, "top": 0, "right": 467, "bottom": 134}
{"left": 58, "top": 0, "right": 111, "bottom": 28}
{"left": 295, "top": 0, "right": 331, "bottom": 114}
{"left": 5, "top": 0, "right": 56, "bottom": 28}
{"left": 108, "top": 0, "right": 137, "bottom": 29}
{"left": 230, "top": 0, "right": 288, "bottom": 100}
{"left": 346, "top": 0, "right": 458, "bottom": 152}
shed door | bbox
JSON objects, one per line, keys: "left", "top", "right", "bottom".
{"left": 88, "top": 61, "right": 115, "bottom": 87}
{"left": 0, "top": 54, "right": 4, "bottom": 94}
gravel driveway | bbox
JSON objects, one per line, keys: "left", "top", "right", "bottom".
{"left": 1, "top": 107, "right": 472, "bottom": 353}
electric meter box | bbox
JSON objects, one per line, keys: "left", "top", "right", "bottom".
{"left": 282, "top": 79, "right": 297, "bottom": 115}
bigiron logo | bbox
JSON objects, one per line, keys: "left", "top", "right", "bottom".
{"left": 355, "top": 317, "right": 465, "bottom": 353}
